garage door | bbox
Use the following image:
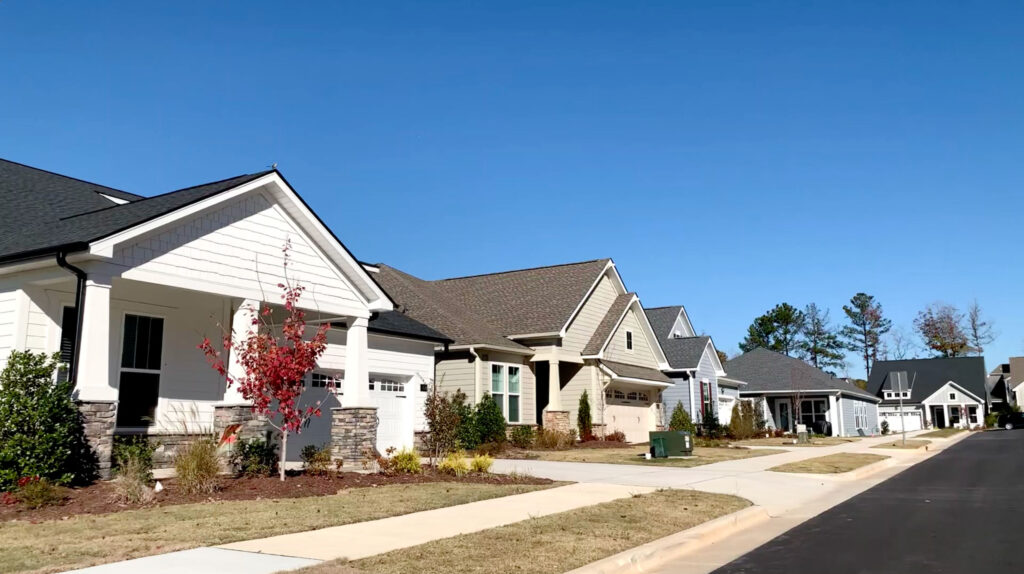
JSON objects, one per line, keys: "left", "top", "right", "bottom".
{"left": 368, "top": 376, "right": 410, "bottom": 453}
{"left": 880, "top": 411, "right": 922, "bottom": 432}
{"left": 605, "top": 404, "right": 652, "bottom": 443}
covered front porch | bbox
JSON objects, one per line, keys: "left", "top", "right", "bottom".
{"left": 760, "top": 393, "right": 843, "bottom": 437}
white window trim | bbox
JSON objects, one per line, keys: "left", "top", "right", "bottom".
{"left": 490, "top": 362, "right": 522, "bottom": 424}
{"left": 117, "top": 311, "right": 166, "bottom": 430}
{"left": 310, "top": 371, "right": 344, "bottom": 393}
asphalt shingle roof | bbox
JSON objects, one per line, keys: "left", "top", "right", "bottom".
{"left": 368, "top": 310, "right": 452, "bottom": 344}
{"left": 867, "top": 357, "right": 988, "bottom": 405}
{"left": 0, "top": 157, "right": 272, "bottom": 263}
{"left": 644, "top": 306, "right": 682, "bottom": 339}
{"left": 600, "top": 360, "right": 673, "bottom": 384}
{"left": 659, "top": 336, "right": 711, "bottom": 371}
{"left": 727, "top": 348, "right": 878, "bottom": 400}
{"left": 582, "top": 292, "right": 635, "bottom": 356}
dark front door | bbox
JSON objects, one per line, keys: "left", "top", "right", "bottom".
{"left": 932, "top": 406, "right": 946, "bottom": 429}
{"left": 535, "top": 361, "right": 549, "bottom": 426}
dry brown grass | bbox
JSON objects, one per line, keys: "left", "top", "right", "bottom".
{"left": 522, "top": 446, "right": 786, "bottom": 467}
{"left": 0, "top": 483, "right": 552, "bottom": 574}
{"left": 918, "top": 428, "right": 964, "bottom": 438}
{"left": 871, "top": 439, "right": 931, "bottom": 450}
{"left": 732, "top": 436, "right": 861, "bottom": 447}
{"left": 299, "top": 489, "right": 750, "bottom": 574}
{"left": 769, "top": 453, "right": 888, "bottom": 474}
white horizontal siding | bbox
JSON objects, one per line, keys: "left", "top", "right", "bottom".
{"left": 0, "top": 289, "right": 16, "bottom": 369}
{"left": 24, "top": 292, "right": 48, "bottom": 354}
{"left": 112, "top": 193, "right": 364, "bottom": 314}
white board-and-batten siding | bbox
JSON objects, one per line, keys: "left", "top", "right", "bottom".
{"left": 111, "top": 193, "right": 365, "bottom": 316}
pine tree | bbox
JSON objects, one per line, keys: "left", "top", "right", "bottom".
{"left": 668, "top": 401, "right": 696, "bottom": 434}
{"left": 577, "top": 391, "right": 594, "bottom": 440}
{"left": 799, "top": 303, "right": 846, "bottom": 373}
{"left": 740, "top": 303, "right": 805, "bottom": 356}
{"left": 840, "top": 293, "right": 892, "bottom": 377}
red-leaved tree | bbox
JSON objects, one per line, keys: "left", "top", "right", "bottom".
{"left": 199, "top": 248, "right": 330, "bottom": 481}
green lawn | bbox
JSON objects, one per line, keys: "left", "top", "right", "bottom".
{"left": 0, "top": 483, "right": 552, "bottom": 574}
{"left": 298, "top": 489, "right": 750, "bottom": 574}
{"left": 917, "top": 428, "right": 964, "bottom": 438}
{"left": 513, "top": 445, "right": 786, "bottom": 468}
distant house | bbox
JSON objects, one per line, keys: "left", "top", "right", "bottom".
{"left": 867, "top": 357, "right": 989, "bottom": 431}
{"left": 644, "top": 306, "right": 742, "bottom": 425}
{"left": 374, "top": 259, "right": 672, "bottom": 443}
{"left": 727, "top": 348, "right": 880, "bottom": 436}
{"left": 988, "top": 357, "right": 1024, "bottom": 409}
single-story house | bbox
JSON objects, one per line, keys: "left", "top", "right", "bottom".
{"left": 868, "top": 357, "right": 989, "bottom": 431}
{"left": 727, "top": 348, "right": 881, "bottom": 437}
{"left": 374, "top": 259, "right": 673, "bottom": 443}
{"left": 0, "top": 158, "right": 449, "bottom": 473}
{"left": 988, "top": 357, "right": 1023, "bottom": 410}
{"left": 644, "top": 305, "right": 743, "bottom": 425}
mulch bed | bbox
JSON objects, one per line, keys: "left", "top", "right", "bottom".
{"left": 0, "top": 469, "right": 552, "bottom": 523}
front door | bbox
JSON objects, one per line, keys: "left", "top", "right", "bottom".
{"left": 932, "top": 406, "right": 946, "bottom": 429}
{"left": 777, "top": 401, "right": 792, "bottom": 432}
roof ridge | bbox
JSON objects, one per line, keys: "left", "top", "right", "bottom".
{"left": 57, "top": 171, "right": 271, "bottom": 222}
{"left": 643, "top": 305, "right": 683, "bottom": 311}
{"left": 433, "top": 258, "right": 610, "bottom": 282}
{"left": 0, "top": 157, "right": 140, "bottom": 198}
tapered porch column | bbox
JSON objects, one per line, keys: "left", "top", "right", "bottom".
{"left": 547, "top": 359, "right": 562, "bottom": 411}
{"left": 75, "top": 275, "right": 114, "bottom": 401}
{"left": 342, "top": 317, "right": 369, "bottom": 405}
{"left": 333, "top": 316, "right": 376, "bottom": 464}
{"left": 223, "top": 299, "right": 259, "bottom": 405}
{"left": 827, "top": 395, "right": 840, "bottom": 436}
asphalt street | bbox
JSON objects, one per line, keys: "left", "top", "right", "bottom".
{"left": 710, "top": 431, "right": 1023, "bottom": 574}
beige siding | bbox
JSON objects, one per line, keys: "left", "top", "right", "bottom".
{"left": 435, "top": 352, "right": 478, "bottom": 401}
{"left": 558, "top": 363, "right": 599, "bottom": 434}
{"left": 112, "top": 192, "right": 364, "bottom": 315}
{"left": 484, "top": 351, "right": 536, "bottom": 426}
{"left": 562, "top": 274, "right": 618, "bottom": 352}
{"left": 604, "top": 308, "right": 659, "bottom": 367}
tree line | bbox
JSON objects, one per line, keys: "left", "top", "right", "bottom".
{"left": 739, "top": 294, "right": 996, "bottom": 377}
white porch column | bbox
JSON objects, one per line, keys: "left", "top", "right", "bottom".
{"left": 547, "top": 359, "right": 562, "bottom": 411}
{"left": 75, "top": 275, "right": 116, "bottom": 401}
{"left": 943, "top": 404, "right": 950, "bottom": 428}
{"left": 222, "top": 299, "right": 259, "bottom": 405}
{"left": 342, "top": 316, "right": 369, "bottom": 406}
{"left": 829, "top": 395, "right": 841, "bottom": 436}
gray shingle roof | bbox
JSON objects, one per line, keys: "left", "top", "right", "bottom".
{"left": 644, "top": 306, "right": 681, "bottom": 339}
{"left": 582, "top": 292, "right": 634, "bottom": 356}
{"left": 0, "top": 158, "right": 271, "bottom": 263}
{"left": 600, "top": 360, "right": 673, "bottom": 384}
{"left": 728, "top": 348, "right": 878, "bottom": 400}
{"left": 659, "top": 336, "right": 711, "bottom": 371}
{"left": 867, "top": 357, "right": 988, "bottom": 405}
{"left": 368, "top": 311, "right": 452, "bottom": 344}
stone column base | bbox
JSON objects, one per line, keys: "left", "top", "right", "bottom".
{"left": 543, "top": 410, "right": 571, "bottom": 435}
{"left": 213, "top": 404, "right": 271, "bottom": 443}
{"left": 331, "top": 407, "right": 378, "bottom": 468}
{"left": 77, "top": 400, "right": 117, "bottom": 479}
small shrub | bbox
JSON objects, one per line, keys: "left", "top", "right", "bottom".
{"left": 475, "top": 441, "right": 506, "bottom": 456}
{"left": 700, "top": 407, "right": 723, "bottom": 439}
{"left": 301, "top": 444, "right": 332, "bottom": 476}
{"left": 390, "top": 447, "right": 423, "bottom": 474}
{"left": 509, "top": 425, "right": 535, "bottom": 448}
{"left": 109, "top": 456, "right": 155, "bottom": 506}
{"left": 474, "top": 393, "right": 508, "bottom": 445}
{"left": 174, "top": 438, "right": 220, "bottom": 495}
{"left": 985, "top": 413, "right": 999, "bottom": 428}
{"left": 728, "top": 400, "right": 759, "bottom": 440}
{"left": 668, "top": 402, "right": 696, "bottom": 434}
{"left": 424, "top": 386, "right": 464, "bottom": 458}
{"left": 534, "top": 428, "right": 576, "bottom": 450}
{"left": 604, "top": 430, "right": 626, "bottom": 443}
{"left": 772, "top": 428, "right": 787, "bottom": 438}
{"left": 881, "top": 420, "right": 891, "bottom": 435}
{"left": 578, "top": 391, "right": 594, "bottom": 441}
{"left": 438, "top": 450, "right": 470, "bottom": 477}
{"left": 14, "top": 476, "right": 66, "bottom": 509}
{"left": 453, "top": 391, "right": 479, "bottom": 451}
{"left": 471, "top": 454, "right": 493, "bottom": 473}
{"left": 231, "top": 438, "right": 278, "bottom": 478}
{"left": 113, "top": 436, "right": 157, "bottom": 483}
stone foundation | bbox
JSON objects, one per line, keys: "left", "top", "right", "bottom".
{"left": 331, "top": 407, "right": 378, "bottom": 468}
{"left": 543, "top": 410, "right": 571, "bottom": 434}
{"left": 213, "top": 404, "right": 272, "bottom": 443}
{"left": 77, "top": 400, "right": 117, "bottom": 479}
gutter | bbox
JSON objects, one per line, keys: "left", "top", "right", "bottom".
{"left": 55, "top": 251, "right": 87, "bottom": 386}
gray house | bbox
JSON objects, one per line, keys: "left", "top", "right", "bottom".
{"left": 728, "top": 348, "right": 880, "bottom": 437}
{"left": 645, "top": 306, "right": 742, "bottom": 425}
{"left": 868, "top": 357, "right": 988, "bottom": 431}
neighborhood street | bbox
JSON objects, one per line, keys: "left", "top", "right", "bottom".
{"left": 711, "top": 431, "right": 1021, "bottom": 574}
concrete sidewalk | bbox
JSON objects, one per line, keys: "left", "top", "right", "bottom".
{"left": 220, "top": 482, "right": 654, "bottom": 561}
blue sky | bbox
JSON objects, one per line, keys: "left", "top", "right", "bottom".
{"left": 1, "top": 1, "right": 1020, "bottom": 377}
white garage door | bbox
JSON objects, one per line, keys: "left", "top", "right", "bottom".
{"left": 368, "top": 376, "right": 411, "bottom": 453}
{"left": 880, "top": 411, "right": 922, "bottom": 432}
{"left": 605, "top": 404, "right": 652, "bottom": 443}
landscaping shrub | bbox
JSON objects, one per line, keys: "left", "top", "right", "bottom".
{"left": 509, "top": 425, "right": 535, "bottom": 448}
{"left": 578, "top": 391, "right": 594, "bottom": 441}
{"left": 438, "top": 450, "right": 470, "bottom": 477}
{"left": 475, "top": 441, "right": 506, "bottom": 456}
{"left": 109, "top": 456, "right": 155, "bottom": 505}
{"left": 881, "top": 420, "right": 891, "bottom": 435}
{"left": 231, "top": 438, "right": 278, "bottom": 478}
{"left": 13, "top": 476, "right": 67, "bottom": 509}
{"left": 772, "top": 428, "right": 787, "bottom": 438}
{"left": 113, "top": 435, "right": 157, "bottom": 483}
{"left": 985, "top": 413, "right": 999, "bottom": 428}
{"left": 390, "top": 447, "right": 423, "bottom": 474}
{"left": 668, "top": 402, "right": 696, "bottom": 435}
{"left": 728, "top": 400, "right": 759, "bottom": 440}
{"left": 700, "top": 407, "right": 723, "bottom": 439}
{"left": 424, "top": 387, "right": 464, "bottom": 458}
{"left": 534, "top": 428, "right": 576, "bottom": 450}
{"left": 174, "top": 438, "right": 220, "bottom": 495}
{"left": 300, "top": 444, "right": 332, "bottom": 476}
{"left": 471, "top": 454, "right": 493, "bottom": 473}
{"left": 453, "top": 390, "right": 479, "bottom": 450}
{"left": 0, "top": 351, "right": 96, "bottom": 490}
{"left": 604, "top": 430, "right": 626, "bottom": 443}
{"left": 473, "top": 393, "right": 508, "bottom": 445}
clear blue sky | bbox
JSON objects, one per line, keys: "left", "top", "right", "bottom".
{"left": 2, "top": 1, "right": 1020, "bottom": 377}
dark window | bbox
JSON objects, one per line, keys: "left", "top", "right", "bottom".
{"left": 59, "top": 306, "right": 77, "bottom": 365}
{"left": 117, "top": 314, "right": 164, "bottom": 427}
{"left": 626, "top": 331, "right": 633, "bottom": 350}
{"left": 121, "top": 315, "right": 164, "bottom": 370}
{"left": 116, "top": 372, "right": 160, "bottom": 427}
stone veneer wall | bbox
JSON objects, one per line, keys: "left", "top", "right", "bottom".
{"left": 213, "top": 405, "right": 272, "bottom": 443}
{"left": 331, "top": 407, "right": 378, "bottom": 467}
{"left": 77, "top": 400, "right": 117, "bottom": 479}
{"left": 542, "top": 410, "right": 571, "bottom": 434}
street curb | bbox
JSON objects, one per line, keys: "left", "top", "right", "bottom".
{"left": 562, "top": 505, "right": 771, "bottom": 574}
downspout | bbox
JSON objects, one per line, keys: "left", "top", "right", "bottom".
{"left": 469, "top": 346, "right": 481, "bottom": 404}
{"left": 55, "top": 251, "right": 87, "bottom": 386}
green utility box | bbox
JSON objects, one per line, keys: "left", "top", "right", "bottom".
{"left": 649, "top": 431, "right": 693, "bottom": 458}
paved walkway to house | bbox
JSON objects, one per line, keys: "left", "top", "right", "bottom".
{"left": 220, "top": 481, "right": 655, "bottom": 561}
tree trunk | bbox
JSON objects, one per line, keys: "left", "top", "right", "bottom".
{"left": 280, "top": 430, "right": 288, "bottom": 481}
